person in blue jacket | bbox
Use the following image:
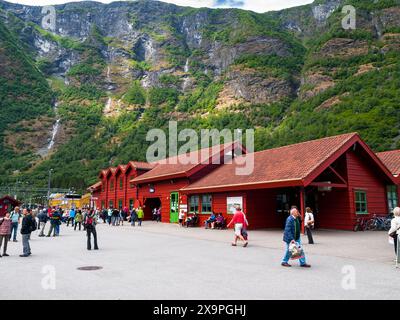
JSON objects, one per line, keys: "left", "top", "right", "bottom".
{"left": 281, "top": 207, "right": 311, "bottom": 268}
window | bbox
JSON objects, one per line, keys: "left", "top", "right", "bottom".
{"left": 387, "top": 185, "right": 398, "bottom": 213}
{"left": 118, "top": 199, "right": 123, "bottom": 209}
{"left": 189, "top": 195, "right": 199, "bottom": 213}
{"left": 119, "top": 178, "right": 123, "bottom": 190}
{"left": 276, "top": 194, "right": 290, "bottom": 215}
{"left": 109, "top": 200, "right": 114, "bottom": 209}
{"left": 201, "top": 194, "right": 212, "bottom": 214}
{"left": 110, "top": 180, "right": 114, "bottom": 191}
{"left": 101, "top": 201, "right": 105, "bottom": 209}
{"left": 355, "top": 190, "right": 368, "bottom": 214}
{"left": 130, "top": 182, "right": 135, "bottom": 189}
{"left": 129, "top": 199, "right": 134, "bottom": 210}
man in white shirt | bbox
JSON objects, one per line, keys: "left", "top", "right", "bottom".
{"left": 304, "top": 207, "right": 315, "bottom": 244}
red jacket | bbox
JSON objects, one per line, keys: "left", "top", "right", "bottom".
{"left": 231, "top": 211, "right": 248, "bottom": 228}
{"left": 0, "top": 218, "right": 12, "bottom": 235}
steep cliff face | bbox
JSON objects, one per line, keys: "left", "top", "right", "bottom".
{"left": 0, "top": 0, "right": 399, "bottom": 189}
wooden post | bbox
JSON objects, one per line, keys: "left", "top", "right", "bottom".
{"left": 300, "top": 186, "right": 305, "bottom": 234}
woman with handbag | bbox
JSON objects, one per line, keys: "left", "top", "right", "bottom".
{"left": 388, "top": 207, "right": 400, "bottom": 255}
{"left": 227, "top": 205, "right": 249, "bottom": 247}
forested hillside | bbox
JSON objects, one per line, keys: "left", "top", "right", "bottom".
{"left": 0, "top": 0, "right": 399, "bottom": 191}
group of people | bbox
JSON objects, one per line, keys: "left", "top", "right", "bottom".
{"left": 204, "top": 212, "right": 226, "bottom": 229}
{"left": 0, "top": 205, "right": 100, "bottom": 257}
{"left": 100, "top": 206, "right": 145, "bottom": 227}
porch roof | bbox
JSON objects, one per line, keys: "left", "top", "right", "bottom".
{"left": 376, "top": 149, "right": 400, "bottom": 178}
{"left": 181, "top": 132, "right": 396, "bottom": 193}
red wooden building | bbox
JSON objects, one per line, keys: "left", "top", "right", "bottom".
{"left": 130, "top": 141, "right": 245, "bottom": 222}
{"left": 93, "top": 162, "right": 154, "bottom": 210}
{"left": 89, "top": 132, "right": 399, "bottom": 231}
{"left": 0, "top": 196, "right": 20, "bottom": 217}
{"left": 376, "top": 149, "right": 400, "bottom": 212}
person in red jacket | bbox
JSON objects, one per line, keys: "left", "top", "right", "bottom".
{"left": 0, "top": 212, "right": 12, "bottom": 257}
{"left": 227, "top": 206, "right": 249, "bottom": 247}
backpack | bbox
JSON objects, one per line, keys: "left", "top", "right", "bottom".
{"left": 85, "top": 215, "right": 94, "bottom": 226}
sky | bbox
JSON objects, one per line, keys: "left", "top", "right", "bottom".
{"left": 4, "top": 0, "right": 314, "bottom": 13}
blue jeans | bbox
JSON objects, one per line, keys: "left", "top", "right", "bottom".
{"left": 55, "top": 224, "right": 60, "bottom": 236}
{"left": 282, "top": 238, "right": 307, "bottom": 265}
{"left": 22, "top": 234, "right": 31, "bottom": 255}
{"left": 10, "top": 222, "right": 18, "bottom": 241}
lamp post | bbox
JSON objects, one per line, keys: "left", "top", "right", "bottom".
{"left": 47, "top": 169, "right": 53, "bottom": 205}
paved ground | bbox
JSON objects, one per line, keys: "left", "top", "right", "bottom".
{"left": 1, "top": 221, "right": 399, "bottom": 300}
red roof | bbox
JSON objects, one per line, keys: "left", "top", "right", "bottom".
{"left": 87, "top": 181, "right": 102, "bottom": 191}
{"left": 0, "top": 196, "right": 21, "bottom": 206}
{"left": 377, "top": 149, "right": 400, "bottom": 177}
{"left": 130, "top": 141, "right": 244, "bottom": 184}
{"left": 181, "top": 133, "right": 395, "bottom": 192}
{"left": 128, "top": 161, "right": 155, "bottom": 171}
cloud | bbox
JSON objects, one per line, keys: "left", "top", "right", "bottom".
{"left": 5, "top": 0, "right": 314, "bottom": 13}
{"left": 213, "top": 0, "right": 245, "bottom": 8}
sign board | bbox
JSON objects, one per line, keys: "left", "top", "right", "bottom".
{"left": 227, "top": 196, "right": 243, "bottom": 214}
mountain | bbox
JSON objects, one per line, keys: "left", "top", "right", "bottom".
{"left": 0, "top": 0, "right": 399, "bottom": 191}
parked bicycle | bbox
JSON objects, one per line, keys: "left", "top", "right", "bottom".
{"left": 353, "top": 216, "right": 369, "bottom": 231}
{"left": 365, "top": 214, "right": 392, "bottom": 231}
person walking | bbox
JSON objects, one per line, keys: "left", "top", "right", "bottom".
{"left": 388, "top": 207, "right": 400, "bottom": 256}
{"left": 179, "top": 210, "right": 185, "bottom": 227}
{"left": 112, "top": 208, "right": 119, "bottom": 226}
{"left": 84, "top": 210, "right": 98, "bottom": 250}
{"left": 9, "top": 206, "right": 21, "bottom": 242}
{"left": 281, "top": 207, "right": 311, "bottom": 268}
{"left": 227, "top": 206, "right": 249, "bottom": 247}
{"left": 74, "top": 210, "right": 83, "bottom": 231}
{"left": 20, "top": 209, "right": 35, "bottom": 257}
{"left": 304, "top": 207, "right": 315, "bottom": 244}
{"left": 67, "top": 207, "right": 76, "bottom": 227}
{"left": 38, "top": 209, "right": 49, "bottom": 237}
{"left": 47, "top": 209, "right": 61, "bottom": 237}
{"left": 107, "top": 208, "right": 112, "bottom": 225}
{"left": 0, "top": 212, "right": 12, "bottom": 257}
{"left": 130, "top": 208, "right": 137, "bottom": 226}
{"left": 137, "top": 207, "right": 144, "bottom": 226}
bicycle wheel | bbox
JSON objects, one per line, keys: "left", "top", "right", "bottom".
{"left": 365, "top": 219, "right": 375, "bottom": 231}
{"left": 384, "top": 219, "right": 391, "bottom": 231}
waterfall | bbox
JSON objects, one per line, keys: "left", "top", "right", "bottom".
{"left": 183, "top": 59, "right": 190, "bottom": 91}
{"left": 184, "top": 58, "right": 189, "bottom": 73}
{"left": 47, "top": 102, "right": 60, "bottom": 151}
{"left": 37, "top": 101, "right": 61, "bottom": 157}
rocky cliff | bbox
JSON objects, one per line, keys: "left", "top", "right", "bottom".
{"left": 0, "top": 0, "right": 399, "bottom": 189}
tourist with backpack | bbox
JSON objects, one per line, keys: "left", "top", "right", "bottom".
{"left": 20, "top": 208, "right": 36, "bottom": 257}
{"left": 227, "top": 206, "right": 249, "bottom": 247}
{"left": 9, "top": 206, "right": 21, "bottom": 242}
{"left": 84, "top": 210, "right": 98, "bottom": 250}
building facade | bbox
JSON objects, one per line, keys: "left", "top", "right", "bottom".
{"left": 89, "top": 133, "right": 399, "bottom": 231}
